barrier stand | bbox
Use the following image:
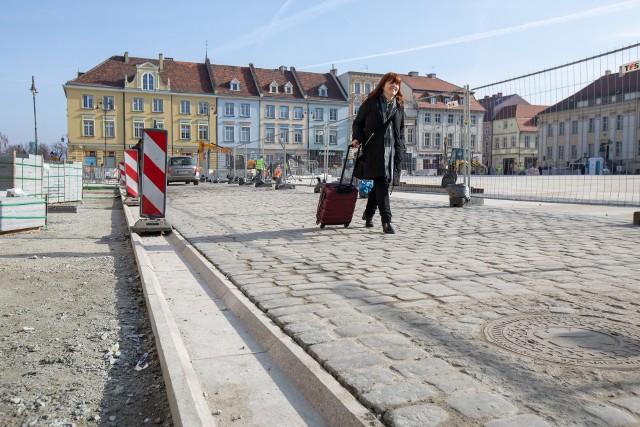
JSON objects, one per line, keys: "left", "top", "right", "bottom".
{"left": 633, "top": 212, "right": 640, "bottom": 226}
{"left": 132, "top": 129, "right": 172, "bottom": 234}
{"left": 123, "top": 149, "right": 140, "bottom": 206}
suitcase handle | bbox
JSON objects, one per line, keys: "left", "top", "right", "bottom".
{"left": 338, "top": 144, "right": 360, "bottom": 188}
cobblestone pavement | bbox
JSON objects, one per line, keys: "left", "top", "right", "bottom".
{"left": 165, "top": 182, "right": 640, "bottom": 427}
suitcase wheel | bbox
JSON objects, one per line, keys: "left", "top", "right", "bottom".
{"left": 320, "top": 224, "right": 325, "bottom": 229}
{"left": 344, "top": 222, "right": 350, "bottom": 228}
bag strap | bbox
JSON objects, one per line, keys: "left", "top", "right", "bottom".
{"left": 362, "top": 108, "right": 397, "bottom": 149}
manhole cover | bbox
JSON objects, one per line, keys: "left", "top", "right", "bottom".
{"left": 483, "top": 315, "right": 640, "bottom": 369}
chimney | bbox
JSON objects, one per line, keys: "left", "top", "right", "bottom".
{"left": 278, "top": 65, "right": 287, "bottom": 72}
{"left": 427, "top": 73, "right": 436, "bottom": 78}
{"left": 330, "top": 65, "right": 337, "bottom": 76}
{"left": 124, "top": 52, "right": 129, "bottom": 63}
{"left": 497, "top": 92, "right": 503, "bottom": 97}
{"left": 159, "top": 53, "right": 164, "bottom": 71}
{"left": 408, "top": 71, "right": 419, "bottom": 77}
{"left": 605, "top": 70, "right": 611, "bottom": 75}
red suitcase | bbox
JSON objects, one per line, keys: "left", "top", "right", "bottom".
{"left": 315, "top": 146, "right": 359, "bottom": 229}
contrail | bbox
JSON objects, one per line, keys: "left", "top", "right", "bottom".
{"left": 253, "top": 0, "right": 296, "bottom": 54}
{"left": 215, "top": 0, "right": 351, "bottom": 57}
{"left": 300, "top": 0, "right": 640, "bottom": 70}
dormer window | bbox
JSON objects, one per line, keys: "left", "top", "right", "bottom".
{"left": 318, "top": 84, "right": 328, "bottom": 97}
{"left": 142, "top": 73, "right": 155, "bottom": 91}
{"left": 444, "top": 97, "right": 450, "bottom": 105}
{"left": 284, "top": 82, "right": 293, "bottom": 94}
{"left": 269, "top": 81, "right": 278, "bottom": 93}
{"left": 230, "top": 78, "right": 240, "bottom": 91}
{"left": 429, "top": 97, "right": 436, "bottom": 104}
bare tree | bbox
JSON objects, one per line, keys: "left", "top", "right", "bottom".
{"left": 0, "top": 132, "right": 8, "bottom": 155}
{"left": 50, "top": 140, "right": 67, "bottom": 162}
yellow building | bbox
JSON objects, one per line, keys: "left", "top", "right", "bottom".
{"left": 63, "top": 53, "right": 216, "bottom": 167}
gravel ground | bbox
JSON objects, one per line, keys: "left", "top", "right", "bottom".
{"left": 0, "top": 189, "right": 171, "bottom": 426}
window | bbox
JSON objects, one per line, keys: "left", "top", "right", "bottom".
{"left": 314, "top": 108, "right": 323, "bottom": 121}
{"left": 502, "top": 137, "right": 507, "bottom": 148}
{"left": 616, "top": 115, "right": 623, "bottom": 130}
{"left": 424, "top": 112, "right": 431, "bottom": 123}
{"left": 265, "top": 126, "right": 275, "bottom": 143}
{"left": 429, "top": 97, "right": 436, "bottom": 104}
{"left": 447, "top": 133, "right": 453, "bottom": 147}
{"left": 435, "top": 133, "right": 441, "bottom": 148}
{"left": 444, "top": 97, "right": 450, "bottom": 105}
{"left": 199, "top": 124, "right": 209, "bottom": 141}
{"left": 602, "top": 116, "right": 608, "bottom": 131}
{"left": 329, "top": 108, "right": 338, "bottom": 121}
{"left": 198, "top": 101, "right": 209, "bottom": 115}
{"left": 559, "top": 122, "right": 565, "bottom": 136}
{"left": 224, "top": 125, "right": 234, "bottom": 142}
{"left": 329, "top": 130, "right": 338, "bottom": 145}
{"left": 588, "top": 143, "right": 594, "bottom": 156}
{"left": 180, "top": 123, "right": 191, "bottom": 140}
{"left": 407, "top": 127, "right": 414, "bottom": 143}
{"left": 280, "top": 106, "right": 289, "bottom": 119}
{"left": 495, "top": 138, "right": 499, "bottom": 149}
{"left": 294, "top": 107, "right": 303, "bottom": 119}
{"left": 547, "top": 146, "right": 553, "bottom": 160}
{"left": 315, "top": 129, "right": 324, "bottom": 144}
{"left": 103, "top": 96, "right": 114, "bottom": 110}
{"left": 353, "top": 82, "right": 361, "bottom": 94}
{"left": 294, "top": 126, "right": 303, "bottom": 143}
{"left": 83, "top": 120, "right": 94, "bottom": 136}
{"left": 615, "top": 141, "right": 621, "bottom": 157}
{"left": 434, "top": 113, "right": 441, "bottom": 123}
{"left": 471, "top": 115, "right": 477, "bottom": 125}
{"left": 546, "top": 123, "right": 553, "bottom": 136}
{"left": 230, "top": 78, "right": 240, "bottom": 91}
{"left": 588, "top": 118, "right": 595, "bottom": 133}
{"left": 423, "top": 132, "right": 430, "bottom": 148}
{"left": 240, "top": 126, "right": 250, "bottom": 142}
{"left": 82, "top": 94, "right": 94, "bottom": 109}
{"left": 134, "top": 121, "right": 144, "bottom": 138}
{"left": 224, "top": 103, "right": 234, "bottom": 117}
{"left": 571, "top": 120, "right": 578, "bottom": 134}
{"left": 284, "top": 82, "right": 293, "bottom": 94}
{"left": 180, "top": 100, "right": 191, "bottom": 114}
{"left": 524, "top": 136, "right": 530, "bottom": 148}
{"left": 558, "top": 146, "right": 564, "bottom": 160}
{"left": 503, "top": 121, "right": 508, "bottom": 129}
{"left": 535, "top": 137, "right": 538, "bottom": 148}
{"left": 105, "top": 121, "right": 115, "bottom": 138}
{"left": 132, "top": 97, "right": 143, "bottom": 112}
{"left": 279, "top": 127, "right": 289, "bottom": 143}
{"left": 142, "top": 73, "right": 155, "bottom": 91}
{"left": 447, "top": 114, "right": 454, "bottom": 124}
{"left": 319, "top": 86, "right": 327, "bottom": 97}
{"left": 153, "top": 98, "right": 163, "bottom": 112}
{"left": 470, "top": 134, "right": 476, "bottom": 148}
{"left": 265, "top": 105, "right": 275, "bottom": 119}
{"left": 570, "top": 145, "right": 577, "bottom": 158}
{"left": 153, "top": 119, "right": 164, "bottom": 129}
{"left": 364, "top": 82, "right": 371, "bottom": 94}
{"left": 353, "top": 102, "right": 360, "bottom": 115}
{"left": 511, "top": 136, "right": 516, "bottom": 148}
{"left": 241, "top": 103, "right": 250, "bottom": 117}
{"left": 269, "top": 82, "right": 278, "bottom": 93}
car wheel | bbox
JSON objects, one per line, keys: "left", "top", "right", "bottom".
{"left": 193, "top": 180, "right": 199, "bottom": 185}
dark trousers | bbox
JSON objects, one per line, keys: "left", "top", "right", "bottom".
{"left": 364, "top": 177, "right": 392, "bottom": 223}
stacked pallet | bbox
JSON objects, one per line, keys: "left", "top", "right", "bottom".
{"left": 0, "top": 196, "right": 46, "bottom": 232}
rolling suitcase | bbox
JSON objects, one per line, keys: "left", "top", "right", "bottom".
{"left": 316, "top": 146, "right": 359, "bottom": 229}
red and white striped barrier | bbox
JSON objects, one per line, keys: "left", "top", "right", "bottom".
{"left": 140, "top": 129, "right": 167, "bottom": 218}
{"left": 124, "top": 149, "right": 139, "bottom": 197}
{"left": 119, "top": 162, "right": 125, "bottom": 187}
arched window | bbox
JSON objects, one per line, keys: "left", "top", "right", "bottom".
{"left": 142, "top": 73, "right": 155, "bottom": 91}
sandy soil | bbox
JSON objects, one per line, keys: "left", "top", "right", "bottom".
{"left": 0, "top": 189, "right": 171, "bottom": 426}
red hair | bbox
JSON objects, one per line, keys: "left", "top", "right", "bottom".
{"left": 365, "top": 72, "right": 404, "bottom": 107}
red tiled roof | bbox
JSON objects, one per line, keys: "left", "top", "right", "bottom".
{"left": 66, "top": 55, "right": 213, "bottom": 94}
{"left": 495, "top": 104, "right": 547, "bottom": 132}
{"left": 209, "top": 64, "right": 259, "bottom": 97}
{"left": 294, "top": 70, "right": 347, "bottom": 102}
{"left": 401, "top": 73, "right": 484, "bottom": 112}
{"left": 251, "top": 67, "right": 303, "bottom": 99}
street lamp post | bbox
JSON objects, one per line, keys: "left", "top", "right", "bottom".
{"left": 29, "top": 76, "right": 38, "bottom": 155}
{"left": 96, "top": 100, "right": 111, "bottom": 167}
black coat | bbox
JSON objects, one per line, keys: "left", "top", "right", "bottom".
{"left": 352, "top": 96, "right": 405, "bottom": 185}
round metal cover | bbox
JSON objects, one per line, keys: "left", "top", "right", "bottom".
{"left": 483, "top": 315, "right": 640, "bottom": 369}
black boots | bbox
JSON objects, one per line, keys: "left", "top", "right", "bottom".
{"left": 362, "top": 212, "right": 374, "bottom": 228}
{"left": 382, "top": 222, "right": 395, "bottom": 234}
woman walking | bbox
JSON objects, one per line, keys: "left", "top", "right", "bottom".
{"left": 351, "top": 72, "right": 405, "bottom": 234}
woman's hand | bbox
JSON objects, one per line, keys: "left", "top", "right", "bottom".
{"left": 351, "top": 139, "right": 361, "bottom": 148}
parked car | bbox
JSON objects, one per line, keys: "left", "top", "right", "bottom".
{"left": 167, "top": 156, "right": 199, "bottom": 185}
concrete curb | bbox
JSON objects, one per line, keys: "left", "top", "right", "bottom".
{"left": 123, "top": 203, "right": 216, "bottom": 427}
{"left": 168, "top": 230, "right": 381, "bottom": 427}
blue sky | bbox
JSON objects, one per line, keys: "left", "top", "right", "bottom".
{"left": 1, "top": 0, "right": 639, "bottom": 149}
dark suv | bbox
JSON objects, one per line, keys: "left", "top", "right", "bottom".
{"left": 167, "top": 156, "right": 200, "bottom": 185}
